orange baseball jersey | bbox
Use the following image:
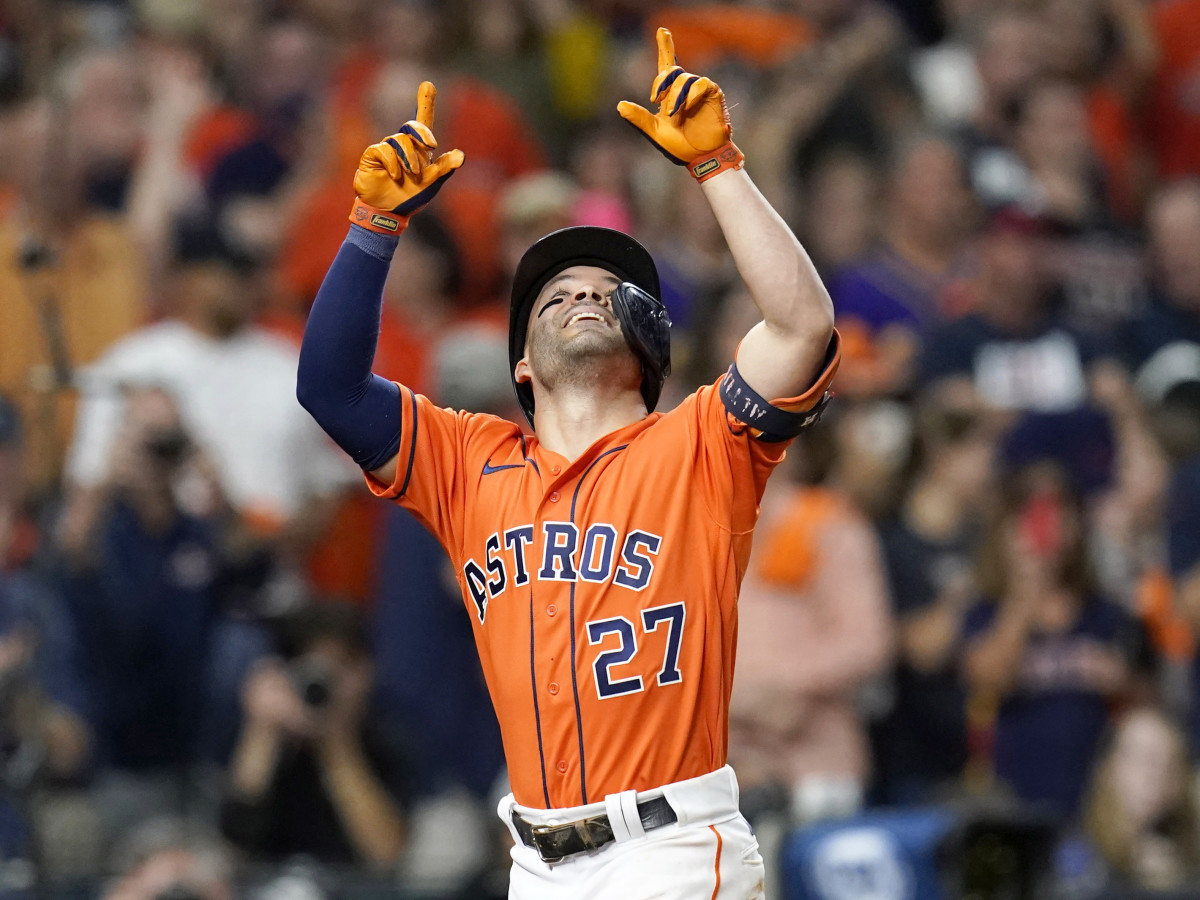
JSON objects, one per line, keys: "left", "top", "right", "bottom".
{"left": 365, "top": 345, "right": 839, "bottom": 810}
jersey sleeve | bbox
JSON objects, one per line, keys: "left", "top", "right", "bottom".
{"left": 361, "top": 385, "right": 518, "bottom": 558}
{"left": 679, "top": 331, "right": 841, "bottom": 536}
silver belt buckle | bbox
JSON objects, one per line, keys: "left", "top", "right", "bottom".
{"left": 530, "top": 822, "right": 566, "bottom": 863}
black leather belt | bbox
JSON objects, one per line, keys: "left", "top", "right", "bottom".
{"left": 512, "top": 795, "right": 678, "bottom": 862}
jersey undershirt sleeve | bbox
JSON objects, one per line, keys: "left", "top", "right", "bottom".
{"left": 299, "top": 224, "right": 524, "bottom": 559}
{"left": 297, "top": 226, "right": 405, "bottom": 472}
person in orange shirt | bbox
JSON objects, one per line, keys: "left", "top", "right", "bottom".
{"left": 297, "top": 28, "right": 839, "bottom": 899}
{"left": 1148, "top": 0, "right": 1200, "bottom": 179}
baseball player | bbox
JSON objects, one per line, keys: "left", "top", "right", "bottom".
{"left": 298, "top": 28, "right": 839, "bottom": 899}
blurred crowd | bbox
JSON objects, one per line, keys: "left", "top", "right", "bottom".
{"left": 1, "top": 0, "right": 1200, "bottom": 896}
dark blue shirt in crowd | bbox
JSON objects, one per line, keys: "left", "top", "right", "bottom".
{"left": 0, "top": 569, "right": 87, "bottom": 858}
{"left": 962, "top": 597, "right": 1135, "bottom": 820}
{"left": 60, "top": 500, "right": 221, "bottom": 771}
{"left": 1165, "top": 454, "right": 1200, "bottom": 755}
{"left": 870, "top": 519, "right": 970, "bottom": 805}
{"left": 1120, "top": 294, "right": 1200, "bottom": 371}
{"left": 1166, "top": 454, "right": 1200, "bottom": 581}
{"left": 921, "top": 313, "right": 1105, "bottom": 411}
{"left": 922, "top": 315, "right": 1117, "bottom": 494}
{"left": 0, "top": 571, "right": 86, "bottom": 717}
{"left": 372, "top": 507, "right": 505, "bottom": 799}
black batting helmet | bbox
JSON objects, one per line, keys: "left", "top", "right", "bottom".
{"left": 508, "top": 226, "right": 671, "bottom": 428}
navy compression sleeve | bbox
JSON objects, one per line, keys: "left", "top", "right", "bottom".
{"left": 297, "top": 226, "right": 404, "bottom": 471}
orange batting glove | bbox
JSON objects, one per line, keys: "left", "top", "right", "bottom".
{"left": 617, "top": 27, "right": 744, "bottom": 183}
{"left": 349, "top": 81, "right": 465, "bottom": 235}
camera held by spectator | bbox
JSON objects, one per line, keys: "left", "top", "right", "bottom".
{"left": 222, "top": 603, "right": 410, "bottom": 870}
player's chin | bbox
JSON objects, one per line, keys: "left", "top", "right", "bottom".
{"left": 562, "top": 328, "right": 626, "bottom": 358}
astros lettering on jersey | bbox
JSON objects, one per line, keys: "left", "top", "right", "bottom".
{"left": 365, "top": 351, "right": 839, "bottom": 810}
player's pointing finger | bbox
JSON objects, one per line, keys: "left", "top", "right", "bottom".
{"left": 416, "top": 81, "right": 437, "bottom": 130}
{"left": 655, "top": 27, "right": 676, "bottom": 72}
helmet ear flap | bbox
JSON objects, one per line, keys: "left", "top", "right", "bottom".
{"left": 611, "top": 283, "right": 672, "bottom": 413}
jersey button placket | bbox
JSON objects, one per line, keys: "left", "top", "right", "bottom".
{"left": 550, "top": 464, "right": 561, "bottom": 475}
{"left": 548, "top": 682, "right": 559, "bottom": 695}
{"left": 549, "top": 491, "right": 560, "bottom": 503}
{"left": 546, "top": 604, "right": 557, "bottom": 617}
{"left": 556, "top": 760, "right": 567, "bottom": 774}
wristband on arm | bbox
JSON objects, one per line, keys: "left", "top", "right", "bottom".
{"left": 690, "top": 141, "right": 744, "bottom": 183}
{"left": 349, "top": 198, "right": 411, "bottom": 236}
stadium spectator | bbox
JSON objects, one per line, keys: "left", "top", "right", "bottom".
{"left": 220, "top": 602, "right": 410, "bottom": 870}
{"left": 56, "top": 388, "right": 257, "bottom": 844}
{"left": 0, "top": 393, "right": 92, "bottom": 872}
{"left": 962, "top": 462, "right": 1138, "bottom": 820}
{"left": 1126, "top": 181, "right": 1200, "bottom": 368}
{"left": 496, "top": 171, "right": 580, "bottom": 280}
{"left": 1146, "top": 0, "right": 1200, "bottom": 180}
{"left": 730, "top": 420, "right": 894, "bottom": 826}
{"left": 1135, "top": 341, "right": 1200, "bottom": 749}
{"left": 1037, "top": 0, "right": 1157, "bottom": 224}
{"left": 64, "top": 219, "right": 355, "bottom": 571}
{"left": 920, "top": 206, "right": 1106, "bottom": 432}
{"left": 1013, "top": 79, "right": 1112, "bottom": 229}
{"left": 871, "top": 397, "right": 1000, "bottom": 805}
{"left": 58, "top": 46, "right": 147, "bottom": 215}
{"left": 907, "top": 0, "right": 990, "bottom": 129}
{"left": 957, "top": 9, "right": 1047, "bottom": 210}
{"left": 124, "top": 39, "right": 224, "bottom": 288}
{"left": 725, "top": 411, "right": 892, "bottom": 898}
{"left": 830, "top": 133, "right": 976, "bottom": 396}
{"left": 795, "top": 150, "right": 881, "bottom": 278}
{"left": 645, "top": 172, "right": 741, "bottom": 378}
{"left": 1079, "top": 706, "right": 1200, "bottom": 892}
{"left": 202, "top": 18, "right": 331, "bottom": 258}
{"left": 0, "top": 95, "right": 146, "bottom": 491}
{"left": 746, "top": 0, "right": 908, "bottom": 225}
{"left": 1005, "top": 77, "right": 1149, "bottom": 343}
{"left": 103, "top": 818, "right": 235, "bottom": 900}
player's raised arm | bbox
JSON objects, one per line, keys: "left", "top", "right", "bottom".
{"left": 618, "top": 28, "right": 836, "bottom": 404}
{"left": 297, "top": 82, "right": 464, "bottom": 486}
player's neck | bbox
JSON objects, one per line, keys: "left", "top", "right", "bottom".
{"left": 533, "top": 388, "right": 648, "bottom": 461}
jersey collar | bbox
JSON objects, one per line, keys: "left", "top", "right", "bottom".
{"left": 526, "top": 413, "right": 663, "bottom": 474}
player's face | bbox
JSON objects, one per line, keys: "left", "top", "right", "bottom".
{"left": 524, "top": 266, "right": 629, "bottom": 367}
{"left": 518, "top": 265, "right": 641, "bottom": 398}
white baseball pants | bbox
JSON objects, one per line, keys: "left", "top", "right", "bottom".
{"left": 499, "top": 765, "right": 766, "bottom": 900}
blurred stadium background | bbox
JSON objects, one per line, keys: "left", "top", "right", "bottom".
{"left": 1, "top": 0, "right": 1200, "bottom": 897}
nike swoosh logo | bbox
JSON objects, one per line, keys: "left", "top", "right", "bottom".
{"left": 482, "top": 460, "right": 524, "bottom": 475}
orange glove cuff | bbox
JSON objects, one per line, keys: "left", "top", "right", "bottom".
{"left": 348, "top": 198, "right": 410, "bottom": 236}
{"left": 689, "top": 141, "right": 744, "bottom": 183}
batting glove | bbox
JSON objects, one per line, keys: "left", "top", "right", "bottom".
{"left": 349, "top": 81, "right": 465, "bottom": 235}
{"left": 617, "top": 27, "right": 744, "bottom": 183}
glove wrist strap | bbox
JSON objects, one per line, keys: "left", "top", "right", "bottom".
{"left": 690, "top": 141, "right": 744, "bottom": 183}
{"left": 348, "top": 198, "right": 410, "bottom": 235}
